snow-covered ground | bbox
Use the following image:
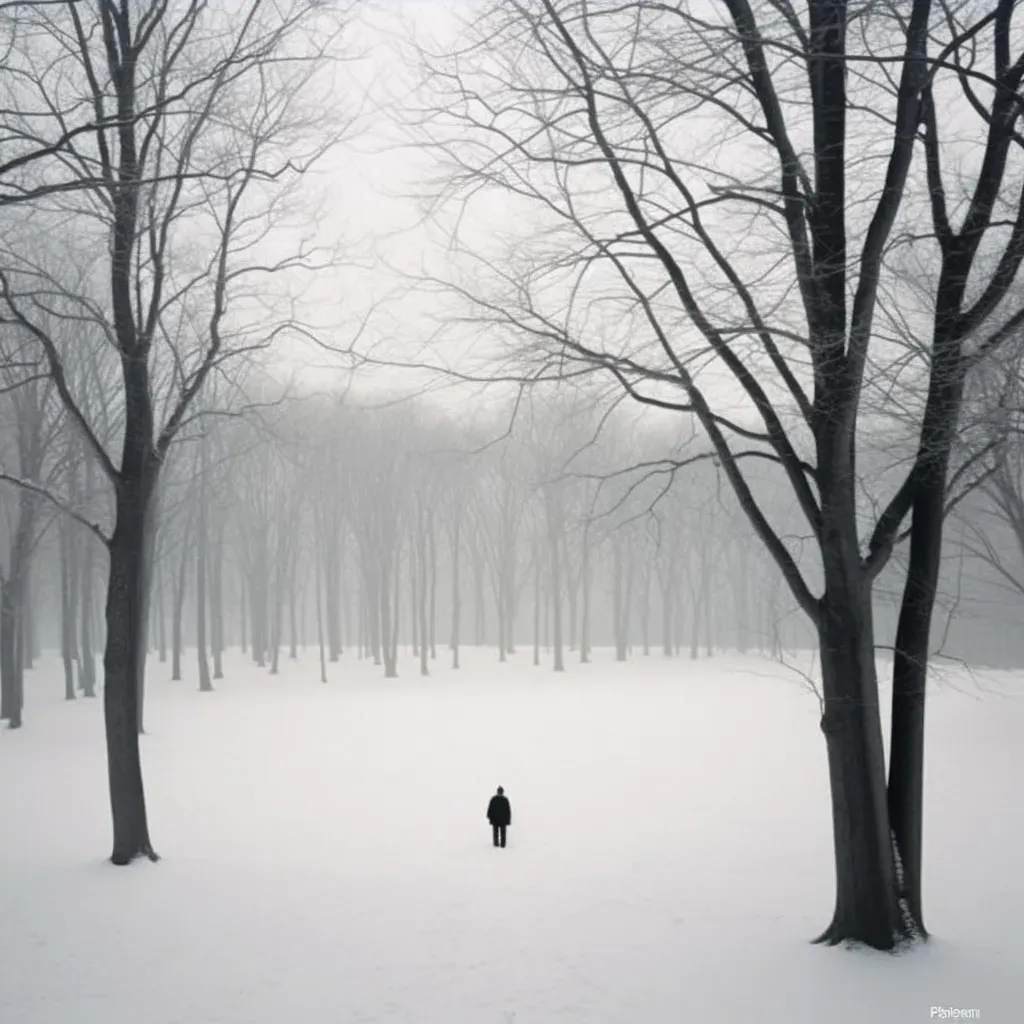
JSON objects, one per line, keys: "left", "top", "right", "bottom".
{"left": 1, "top": 648, "right": 1020, "bottom": 1023}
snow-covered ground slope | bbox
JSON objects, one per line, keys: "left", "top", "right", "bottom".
{"left": 1, "top": 649, "right": 1020, "bottom": 1023}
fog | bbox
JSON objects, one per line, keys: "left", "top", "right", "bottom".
{"left": 1, "top": 1, "right": 1022, "bottom": 1020}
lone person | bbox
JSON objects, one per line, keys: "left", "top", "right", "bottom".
{"left": 486, "top": 786, "right": 511, "bottom": 848}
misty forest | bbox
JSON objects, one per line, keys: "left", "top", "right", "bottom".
{"left": 1, "top": 2, "right": 1023, "bottom": 1022}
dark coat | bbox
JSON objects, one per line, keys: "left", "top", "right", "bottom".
{"left": 487, "top": 794, "right": 511, "bottom": 827}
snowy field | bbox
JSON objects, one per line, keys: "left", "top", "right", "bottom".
{"left": 1, "top": 648, "right": 1020, "bottom": 1024}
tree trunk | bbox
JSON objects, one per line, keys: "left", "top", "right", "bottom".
{"left": 315, "top": 530, "right": 327, "bottom": 683}
{"left": 418, "top": 512, "right": 429, "bottom": 677}
{"left": 389, "top": 549, "right": 401, "bottom": 674}
{"left": 579, "top": 529, "right": 591, "bottom": 664}
{"left": 196, "top": 437, "right": 212, "bottom": 692}
{"left": 428, "top": 511, "right": 438, "bottom": 661}
{"left": 496, "top": 572, "right": 507, "bottom": 663}
{"left": 410, "top": 544, "right": 419, "bottom": 657}
{"left": 450, "top": 513, "right": 461, "bottom": 669}
{"left": 155, "top": 547, "right": 167, "bottom": 664}
{"left": 0, "top": 577, "right": 24, "bottom": 728}
{"left": 888, "top": 478, "right": 947, "bottom": 941}
{"left": 171, "top": 509, "right": 191, "bottom": 681}
{"left": 660, "top": 576, "right": 674, "bottom": 657}
{"left": 472, "top": 537, "right": 486, "bottom": 646}
{"left": 211, "top": 518, "right": 224, "bottom": 680}
{"left": 104, "top": 480, "right": 159, "bottom": 864}
{"left": 1, "top": 486, "right": 37, "bottom": 727}
{"left": 23, "top": 570, "right": 36, "bottom": 670}
{"left": 80, "top": 529, "right": 97, "bottom": 697}
{"left": 325, "top": 524, "right": 341, "bottom": 662}
{"left": 550, "top": 518, "right": 564, "bottom": 672}
{"left": 814, "top": 582, "right": 906, "bottom": 949}
{"left": 380, "top": 549, "right": 397, "bottom": 678}
{"left": 60, "top": 518, "right": 77, "bottom": 701}
{"left": 288, "top": 554, "right": 298, "bottom": 660}
{"left": 640, "top": 563, "right": 651, "bottom": 657}
{"left": 885, "top": 357, "right": 964, "bottom": 943}
{"left": 703, "top": 557, "right": 713, "bottom": 657}
{"left": 736, "top": 546, "right": 749, "bottom": 654}
{"left": 532, "top": 546, "right": 541, "bottom": 667}
{"left": 613, "top": 537, "right": 628, "bottom": 662}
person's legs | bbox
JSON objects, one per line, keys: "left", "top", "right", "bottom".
{"left": 499, "top": 825, "right": 506, "bottom": 848}
{"left": 492, "top": 824, "right": 500, "bottom": 847}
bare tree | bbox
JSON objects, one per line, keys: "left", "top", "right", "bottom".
{"left": 0, "top": 0, "right": 349, "bottom": 863}
{"left": 405, "top": 0, "right": 1024, "bottom": 947}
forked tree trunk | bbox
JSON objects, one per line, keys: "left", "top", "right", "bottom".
{"left": 105, "top": 478, "right": 158, "bottom": 865}
{"left": 815, "top": 582, "right": 906, "bottom": 949}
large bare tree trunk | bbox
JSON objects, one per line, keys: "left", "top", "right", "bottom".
{"left": 105, "top": 475, "right": 158, "bottom": 864}
{"left": 815, "top": 584, "right": 903, "bottom": 948}
{"left": 886, "top": 349, "right": 967, "bottom": 940}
